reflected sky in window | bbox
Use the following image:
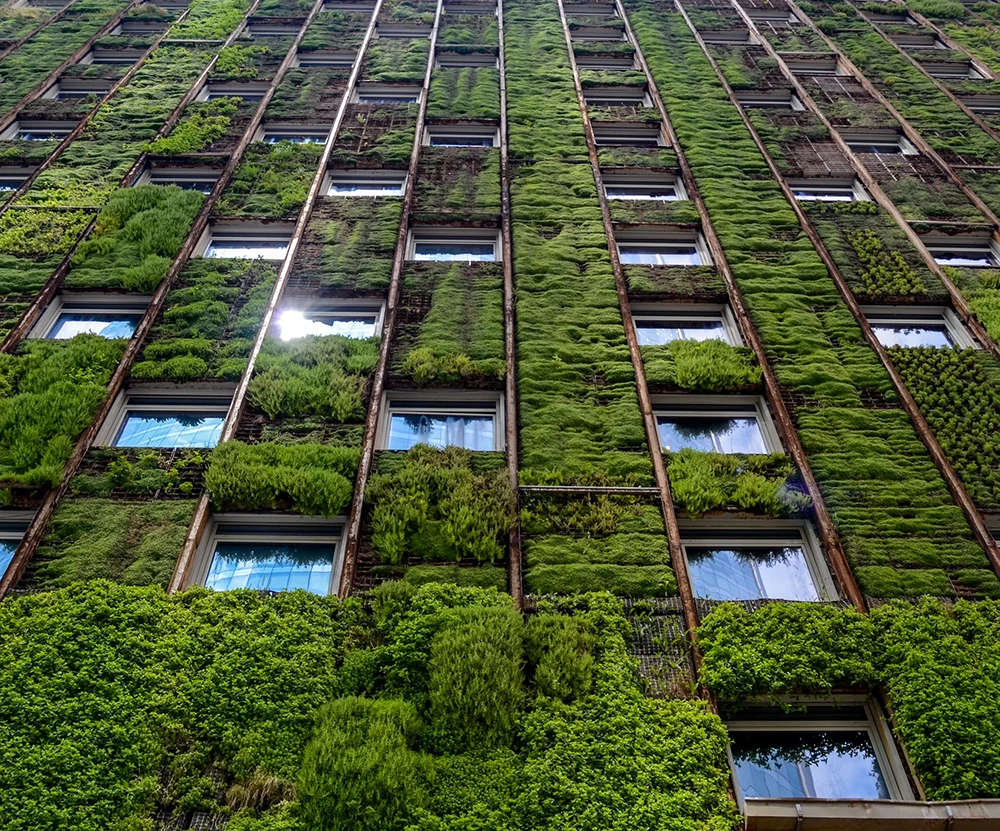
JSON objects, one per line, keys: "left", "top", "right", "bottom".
{"left": 49, "top": 313, "right": 141, "bottom": 340}
{"left": 205, "top": 241, "right": 287, "bottom": 260}
{"left": 932, "top": 251, "right": 994, "bottom": 267}
{"left": 413, "top": 242, "right": 495, "bottom": 262}
{"left": 115, "top": 414, "right": 224, "bottom": 448}
{"left": 636, "top": 319, "right": 727, "bottom": 345}
{"left": 687, "top": 545, "right": 818, "bottom": 601}
{"left": 871, "top": 324, "right": 952, "bottom": 348}
{"left": 276, "top": 310, "right": 376, "bottom": 340}
{"left": 657, "top": 415, "right": 767, "bottom": 454}
{"left": 206, "top": 542, "right": 333, "bottom": 595}
{"left": 388, "top": 414, "right": 494, "bottom": 450}
{"left": 732, "top": 730, "right": 890, "bottom": 801}
{"left": 606, "top": 185, "right": 678, "bottom": 201}
{"left": 619, "top": 245, "right": 701, "bottom": 266}
{"left": 329, "top": 181, "right": 402, "bottom": 196}
{"left": 0, "top": 541, "right": 14, "bottom": 577}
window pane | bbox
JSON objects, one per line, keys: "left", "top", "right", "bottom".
{"left": 388, "top": 413, "right": 494, "bottom": 450}
{"left": 276, "top": 310, "right": 376, "bottom": 340}
{"left": 871, "top": 324, "right": 952, "bottom": 348}
{"left": 732, "top": 731, "right": 890, "bottom": 800}
{"left": 206, "top": 241, "right": 288, "bottom": 260}
{"left": 429, "top": 135, "right": 494, "bottom": 147}
{"left": 358, "top": 95, "right": 417, "bottom": 103}
{"left": 636, "top": 319, "right": 727, "bottom": 345}
{"left": 657, "top": 415, "right": 767, "bottom": 454}
{"left": 265, "top": 134, "right": 326, "bottom": 144}
{"left": 687, "top": 546, "right": 819, "bottom": 601}
{"left": 849, "top": 143, "right": 899, "bottom": 154}
{"left": 0, "top": 540, "right": 15, "bottom": 576}
{"left": 0, "top": 179, "right": 22, "bottom": 191}
{"left": 413, "top": 242, "right": 495, "bottom": 262}
{"left": 329, "top": 182, "right": 402, "bottom": 196}
{"left": 206, "top": 542, "right": 334, "bottom": 595}
{"left": 49, "top": 313, "right": 141, "bottom": 340}
{"left": 115, "top": 413, "right": 225, "bottom": 448}
{"left": 932, "top": 251, "right": 994, "bottom": 267}
{"left": 619, "top": 245, "right": 701, "bottom": 266}
{"left": 606, "top": 186, "right": 677, "bottom": 201}
{"left": 793, "top": 189, "right": 853, "bottom": 202}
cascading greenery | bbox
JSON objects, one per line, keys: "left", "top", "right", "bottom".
{"left": 626, "top": 0, "right": 994, "bottom": 597}
{"left": 212, "top": 141, "right": 324, "bottom": 219}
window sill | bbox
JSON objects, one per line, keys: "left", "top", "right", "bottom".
{"left": 745, "top": 798, "right": 1000, "bottom": 830}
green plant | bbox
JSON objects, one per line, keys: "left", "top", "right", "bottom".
{"left": 642, "top": 339, "right": 762, "bottom": 390}
{"left": 216, "top": 142, "right": 324, "bottom": 218}
{"left": 524, "top": 613, "right": 596, "bottom": 702}
{"left": 145, "top": 98, "right": 241, "bottom": 155}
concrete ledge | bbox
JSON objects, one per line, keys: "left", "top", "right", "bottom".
{"left": 744, "top": 798, "right": 1000, "bottom": 830}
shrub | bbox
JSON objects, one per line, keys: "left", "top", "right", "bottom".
{"left": 525, "top": 614, "right": 595, "bottom": 702}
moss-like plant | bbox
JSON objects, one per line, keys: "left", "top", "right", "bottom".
{"left": 145, "top": 98, "right": 241, "bottom": 155}
{"left": 363, "top": 37, "right": 430, "bottom": 83}
{"left": 641, "top": 339, "right": 762, "bottom": 390}
{"left": 215, "top": 141, "right": 324, "bottom": 218}
{"left": 427, "top": 66, "right": 501, "bottom": 118}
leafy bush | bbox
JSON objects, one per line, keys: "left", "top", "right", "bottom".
{"left": 146, "top": 98, "right": 241, "bottom": 155}
{"left": 525, "top": 613, "right": 595, "bottom": 702}
{"left": 642, "top": 339, "right": 761, "bottom": 390}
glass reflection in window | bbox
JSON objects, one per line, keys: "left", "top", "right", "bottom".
{"left": 206, "top": 542, "right": 333, "bottom": 594}
{"left": 932, "top": 249, "right": 995, "bottom": 267}
{"left": 413, "top": 242, "right": 495, "bottom": 262}
{"left": 732, "top": 730, "right": 890, "bottom": 801}
{"left": 388, "top": 413, "right": 494, "bottom": 450}
{"left": 619, "top": 244, "right": 701, "bottom": 266}
{"left": 115, "top": 414, "right": 225, "bottom": 448}
{"left": 0, "top": 540, "right": 15, "bottom": 576}
{"left": 49, "top": 313, "right": 141, "bottom": 340}
{"left": 205, "top": 239, "right": 288, "bottom": 260}
{"left": 871, "top": 324, "right": 952, "bottom": 348}
{"left": 657, "top": 415, "right": 767, "bottom": 454}
{"left": 276, "top": 309, "right": 377, "bottom": 340}
{"left": 636, "top": 318, "right": 727, "bottom": 345}
{"left": 606, "top": 184, "right": 678, "bottom": 201}
{"left": 687, "top": 545, "right": 818, "bottom": 601}
{"left": 329, "top": 180, "right": 403, "bottom": 197}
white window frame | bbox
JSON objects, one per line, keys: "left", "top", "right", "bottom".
{"left": 256, "top": 123, "right": 330, "bottom": 144}
{"left": 783, "top": 56, "right": 841, "bottom": 76}
{"left": 322, "top": 0, "right": 375, "bottom": 9}
{"left": 592, "top": 122, "right": 666, "bottom": 146}
{"left": 603, "top": 172, "right": 685, "bottom": 202}
{"left": 407, "top": 227, "right": 501, "bottom": 262}
{"left": 787, "top": 177, "right": 869, "bottom": 202}
{"left": 444, "top": 2, "right": 498, "bottom": 15}
{"left": 0, "top": 120, "right": 76, "bottom": 140}
{"left": 273, "top": 297, "right": 385, "bottom": 340}
{"left": 565, "top": 2, "right": 618, "bottom": 14}
{"left": 961, "top": 94, "right": 1000, "bottom": 113}
{"left": 196, "top": 221, "right": 294, "bottom": 261}
{"left": 0, "top": 166, "right": 34, "bottom": 192}
{"left": 246, "top": 22, "right": 299, "bottom": 37}
{"left": 923, "top": 232, "right": 1000, "bottom": 269}
{"left": 576, "top": 54, "right": 637, "bottom": 71}
{"left": 294, "top": 49, "right": 357, "bottom": 68}
{"left": 616, "top": 229, "right": 712, "bottom": 267}
{"left": 726, "top": 696, "right": 915, "bottom": 810}
{"left": 353, "top": 84, "right": 421, "bottom": 105}
{"left": 376, "top": 22, "right": 432, "bottom": 38}
{"left": 115, "top": 19, "right": 169, "bottom": 34}
{"left": 735, "top": 90, "right": 805, "bottom": 110}
{"left": 841, "top": 129, "right": 918, "bottom": 155}
{"left": 745, "top": 8, "right": 796, "bottom": 24}
{"left": 863, "top": 304, "right": 979, "bottom": 349}
{"left": 191, "top": 513, "right": 347, "bottom": 596}
{"left": 30, "top": 292, "right": 151, "bottom": 339}
{"left": 436, "top": 49, "right": 498, "bottom": 68}
{"left": 42, "top": 78, "right": 113, "bottom": 99}
{"left": 80, "top": 48, "right": 145, "bottom": 65}
{"left": 652, "top": 394, "right": 782, "bottom": 454}
{"left": 584, "top": 86, "right": 651, "bottom": 108}
{"left": 631, "top": 302, "right": 742, "bottom": 345}
{"left": 702, "top": 29, "right": 757, "bottom": 45}
{"left": 377, "top": 391, "right": 505, "bottom": 451}
{"left": 136, "top": 165, "right": 221, "bottom": 192}
{"left": 326, "top": 168, "right": 407, "bottom": 197}
{"left": 922, "top": 60, "right": 984, "bottom": 80}
{"left": 424, "top": 122, "right": 499, "bottom": 147}
{"left": 866, "top": 11, "right": 916, "bottom": 24}
{"left": 197, "top": 82, "right": 269, "bottom": 102}
{"left": 678, "top": 517, "right": 838, "bottom": 602}
{"left": 571, "top": 26, "right": 628, "bottom": 42}
{"left": 891, "top": 32, "right": 946, "bottom": 49}
{"left": 96, "top": 384, "right": 235, "bottom": 448}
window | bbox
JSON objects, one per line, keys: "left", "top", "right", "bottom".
{"left": 576, "top": 54, "right": 636, "bottom": 71}
{"left": 409, "top": 228, "right": 499, "bottom": 261}
{"left": 201, "top": 222, "right": 292, "bottom": 260}
{"left": 437, "top": 50, "right": 498, "bottom": 68}
{"left": 117, "top": 19, "right": 168, "bottom": 34}
{"left": 702, "top": 29, "right": 755, "bottom": 45}
{"left": 354, "top": 84, "right": 421, "bottom": 104}
{"left": 295, "top": 49, "right": 356, "bottom": 67}
{"left": 924, "top": 234, "right": 998, "bottom": 268}
{"left": 0, "top": 166, "right": 33, "bottom": 191}
{"left": 571, "top": 26, "right": 627, "bottom": 41}
{"left": 783, "top": 56, "right": 839, "bottom": 76}
{"left": 197, "top": 515, "right": 344, "bottom": 596}
{"left": 199, "top": 82, "right": 269, "bottom": 102}
{"left": 100, "top": 386, "right": 233, "bottom": 449}
{"left": 841, "top": 130, "right": 917, "bottom": 155}
{"left": 31, "top": 293, "right": 150, "bottom": 340}
{"left": 745, "top": 8, "right": 796, "bottom": 23}
{"left": 617, "top": 231, "right": 709, "bottom": 266}
{"left": 139, "top": 166, "right": 220, "bottom": 193}
{"left": 259, "top": 124, "right": 329, "bottom": 144}
{"left": 327, "top": 169, "right": 406, "bottom": 197}
{"left": 247, "top": 22, "right": 299, "bottom": 37}
{"left": 585, "top": 86, "right": 650, "bottom": 108}
{"left": 82, "top": 48, "right": 145, "bottom": 65}
{"left": 592, "top": 122, "right": 665, "bottom": 146}
{"left": 655, "top": 396, "right": 779, "bottom": 454}
{"left": 788, "top": 178, "right": 868, "bottom": 202}
{"left": 444, "top": 2, "right": 497, "bottom": 14}
{"left": 891, "top": 32, "right": 945, "bottom": 49}
{"left": 633, "top": 304, "right": 740, "bottom": 345}
{"left": 565, "top": 2, "right": 617, "bottom": 14}
{"left": 379, "top": 394, "right": 504, "bottom": 451}
{"left": 735, "top": 90, "right": 804, "bottom": 110}
{"left": 681, "top": 523, "right": 834, "bottom": 602}
{"left": 923, "top": 60, "right": 985, "bottom": 80}
{"left": 728, "top": 701, "right": 913, "bottom": 805}
{"left": 275, "top": 299, "right": 384, "bottom": 340}
{"left": 604, "top": 173, "right": 684, "bottom": 202}
{"left": 0, "top": 514, "right": 29, "bottom": 579}
{"left": 1, "top": 121, "right": 76, "bottom": 140}
{"left": 425, "top": 122, "right": 498, "bottom": 147}
{"left": 323, "top": 0, "right": 375, "bottom": 9}
{"left": 961, "top": 94, "right": 1000, "bottom": 113}
{"left": 44, "top": 78, "right": 112, "bottom": 98}
{"left": 867, "top": 11, "right": 915, "bottom": 24}
{"left": 377, "top": 23, "right": 432, "bottom": 37}
{"left": 865, "top": 306, "right": 977, "bottom": 349}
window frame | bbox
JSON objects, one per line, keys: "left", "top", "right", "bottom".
{"left": 575, "top": 54, "right": 637, "bottom": 71}
{"left": 30, "top": 292, "right": 151, "bottom": 340}
{"left": 424, "top": 122, "right": 499, "bottom": 147}
{"left": 115, "top": 19, "right": 169, "bottom": 34}
{"left": 257, "top": 123, "right": 330, "bottom": 144}
{"left": 376, "top": 22, "right": 432, "bottom": 38}
{"left": 0, "top": 166, "right": 34, "bottom": 192}
{"left": 960, "top": 93, "right": 1000, "bottom": 113}
{"left": 652, "top": 394, "right": 782, "bottom": 455}
{"left": 783, "top": 56, "right": 841, "bottom": 76}
{"left": 136, "top": 165, "right": 221, "bottom": 192}
{"left": 0, "top": 512, "right": 32, "bottom": 582}
{"left": 922, "top": 60, "right": 984, "bottom": 80}
{"left": 701, "top": 29, "right": 756, "bottom": 45}
{"left": 631, "top": 302, "right": 742, "bottom": 346}
{"left": 97, "top": 384, "right": 235, "bottom": 449}
{"left": 246, "top": 22, "right": 300, "bottom": 37}
{"left": 726, "top": 696, "right": 915, "bottom": 810}
{"left": 923, "top": 232, "right": 1000, "bottom": 270}
{"left": 0, "top": 120, "right": 76, "bottom": 140}
{"left": 273, "top": 297, "right": 386, "bottom": 340}
{"left": 197, "top": 221, "right": 294, "bottom": 261}
{"left": 863, "top": 304, "right": 979, "bottom": 349}
{"left": 81, "top": 48, "right": 145, "bottom": 65}
{"left": 42, "top": 78, "right": 113, "bottom": 99}
{"left": 592, "top": 121, "right": 665, "bottom": 147}
{"left": 584, "top": 85, "right": 652, "bottom": 108}
{"left": 616, "top": 229, "right": 712, "bottom": 267}
{"left": 326, "top": 168, "right": 407, "bottom": 197}
{"left": 444, "top": 1, "right": 498, "bottom": 14}
{"left": 890, "top": 32, "right": 946, "bottom": 49}
{"left": 735, "top": 90, "right": 805, "bottom": 110}
{"left": 678, "top": 517, "right": 838, "bottom": 603}
{"left": 322, "top": 0, "right": 375, "bottom": 10}
{"left": 564, "top": 2, "right": 618, "bottom": 14}
{"left": 436, "top": 49, "right": 498, "bottom": 68}
{"left": 570, "top": 26, "right": 628, "bottom": 42}
{"left": 377, "top": 391, "right": 505, "bottom": 451}
{"left": 407, "top": 227, "right": 501, "bottom": 262}
{"left": 197, "top": 82, "right": 269, "bottom": 102}
{"left": 353, "top": 84, "right": 422, "bottom": 105}
{"left": 787, "top": 177, "right": 869, "bottom": 203}
{"left": 603, "top": 172, "right": 686, "bottom": 202}
{"left": 294, "top": 49, "right": 357, "bottom": 67}
{"left": 191, "top": 513, "right": 347, "bottom": 596}
{"left": 745, "top": 8, "right": 797, "bottom": 24}
{"left": 840, "top": 129, "right": 918, "bottom": 155}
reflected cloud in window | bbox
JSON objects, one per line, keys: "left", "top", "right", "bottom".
{"left": 206, "top": 542, "right": 334, "bottom": 594}
{"left": 388, "top": 414, "right": 495, "bottom": 450}
{"left": 276, "top": 310, "right": 376, "bottom": 340}
{"left": 687, "top": 545, "right": 818, "bottom": 601}
{"left": 657, "top": 416, "right": 767, "bottom": 454}
{"left": 49, "top": 313, "right": 141, "bottom": 340}
{"left": 115, "top": 414, "right": 225, "bottom": 448}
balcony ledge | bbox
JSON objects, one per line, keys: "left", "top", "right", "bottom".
{"left": 745, "top": 798, "right": 1000, "bottom": 830}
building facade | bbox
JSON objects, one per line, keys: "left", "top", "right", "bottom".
{"left": 1, "top": 0, "right": 1000, "bottom": 825}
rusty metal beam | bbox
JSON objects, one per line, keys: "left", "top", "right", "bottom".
{"left": 337, "top": 0, "right": 447, "bottom": 598}
{"left": 170, "top": 0, "right": 388, "bottom": 593}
